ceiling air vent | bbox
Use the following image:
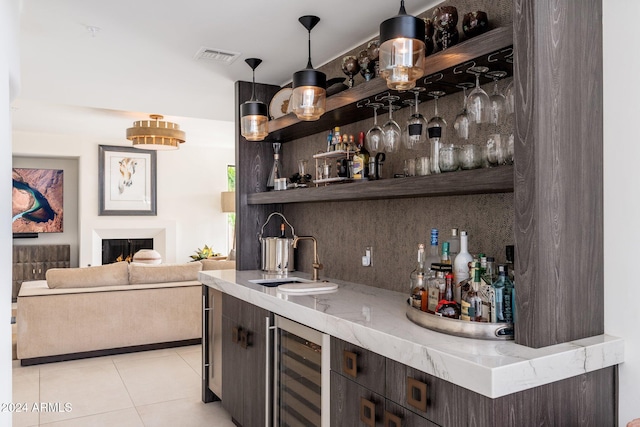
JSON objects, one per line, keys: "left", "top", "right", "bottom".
{"left": 194, "top": 47, "right": 241, "bottom": 65}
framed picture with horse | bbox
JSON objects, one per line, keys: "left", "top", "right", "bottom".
{"left": 98, "top": 145, "right": 157, "bottom": 216}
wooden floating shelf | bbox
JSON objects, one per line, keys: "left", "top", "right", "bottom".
{"left": 246, "top": 165, "right": 514, "bottom": 205}
{"left": 267, "top": 27, "right": 513, "bottom": 143}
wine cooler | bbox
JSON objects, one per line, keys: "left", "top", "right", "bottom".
{"left": 271, "top": 315, "right": 330, "bottom": 427}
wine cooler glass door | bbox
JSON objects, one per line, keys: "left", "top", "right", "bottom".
{"left": 273, "top": 315, "right": 330, "bottom": 427}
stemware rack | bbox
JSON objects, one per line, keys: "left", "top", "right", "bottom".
{"left": 249, "top": 26, "right": 515, "bottom": 206}
{"left": 267, "top": 27, "right": 513, "bottom": 143}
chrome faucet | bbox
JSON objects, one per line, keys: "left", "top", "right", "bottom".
{"left": 292, "top": 236, "right": 323, "bottom": 281}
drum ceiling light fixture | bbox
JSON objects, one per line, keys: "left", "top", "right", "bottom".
{"left": 379, "top": 0, "right": 426, "bottom": 91}
{"left": 240, "top": 58, "right": 269, "bottom": 141}
{"left": 291, "top": 15, "right": 326, "bottom": 121}
{"left": 126, "top": 114, "right": 186, "bottom": 150}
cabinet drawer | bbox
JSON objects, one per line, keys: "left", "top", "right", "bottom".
{"left": 384, "top": 399, "right": 440, "bottom": 427}
{"left": 331, "top": 336, "right": 385, "bottom": 395}
{"left": 385, "top": 358, "right": 486, "bottom": 426}
{"left": 331, "top": 371, "right": 384, "bottom": 427}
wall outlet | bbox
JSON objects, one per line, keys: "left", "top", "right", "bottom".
{"left": 362, "top": 246, "right": 372, "bottom": 267}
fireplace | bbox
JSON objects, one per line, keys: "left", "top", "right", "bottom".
{"left": 84, "top": 219, "right": 176, "bottom": 267}
{"left": 102, "top": 238, "right": 153, "bottom": 264}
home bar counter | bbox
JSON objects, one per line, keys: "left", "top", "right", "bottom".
{"left": 200, "top": 269, "right": 623, "bottom": 399}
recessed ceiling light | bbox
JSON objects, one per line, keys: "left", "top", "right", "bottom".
{"left": 194, "top": 47, "right": 241, "bottom": 65}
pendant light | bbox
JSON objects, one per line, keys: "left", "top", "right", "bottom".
{"left": 126, "top": 114, "right": 185, "bottom": 150}
{"left": 240, "top": 58, "right": 269, "bottom": 141}
{"left": 379, "top": 0, "right": 426, "bottom": 91}
{"left": 291, "top": 15, "right": 326, "bottom": 121}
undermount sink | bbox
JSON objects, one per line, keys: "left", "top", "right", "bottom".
{"left": 249, "top": 278, "right": 311, "bottom": 288}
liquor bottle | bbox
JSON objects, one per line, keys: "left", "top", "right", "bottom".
{"left": 483, "top": 256, "right": 497, "bottom": 285}
{"left": 424, "top": 228, "right": 440, "bottom": 274}
{"left": 447, "top": 228, "right": 460, "bottom": 261}
{"left": 409, "top": 244, "right": 426, "bottom": 310}
{"left": 441, "top": 241, "right": 451, "bottom": 264}
{"left": 426, "top": 264, "right": 442, "bottom": 313}
{"left": 505, "top": 245, "right": 515, "bottom": 283}
{"left": 352, "top": 132, "right": 369, "bottom": 180}
{"left": 327, "top": 129, "right": 334, "bottom": 151}
{"left": 461, "top": 262, "right": 482, "bottom": 321}
{"left": 280, "top": 222, "right": 286, "bottom": 238}
{"left": 359, "top": 131, "right": 369, "bottom": 178}
{"left": 444, "top": 270, "right": 455, "bottom": 301}
{"left": 333, "top": 127, "right": 341, "bottom": 149}
{"left": 492, "top": 264, "right": 514, "bottom": 323}
{"left": 453, "top": 231, "right": 473, "bottom": 303}
{"left": 503, "top": 264, "right": 515, "bottom": 323}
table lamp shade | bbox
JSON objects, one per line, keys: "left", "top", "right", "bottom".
{"left": 221, "top": 191, "right": 236, "bottom": 213}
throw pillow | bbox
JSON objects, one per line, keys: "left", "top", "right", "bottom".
{"left": 46, "top": 261, "right": 130, "bottom": 289}
{"left": 129, "top": 262, "right": 203, "bottom": 284}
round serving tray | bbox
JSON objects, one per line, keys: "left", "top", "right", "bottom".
{"left": 406, "top": 306, "right": 514, "bottom": 341}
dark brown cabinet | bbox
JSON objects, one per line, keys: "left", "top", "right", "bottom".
{"left": 220, "top": 294, "right": 270, "bottom": 427}
{"left": 331, "top": 337, "right": 615, "bottom": 427}
{"left": 12, "top": 244, "right": 70, "bottom": 300}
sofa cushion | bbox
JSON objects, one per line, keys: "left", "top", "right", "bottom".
{"left": 46, "top": 261, "right": 130, "bottom": 289}
{"left": 129, "top": 262, "right": 202, "bottom": 284}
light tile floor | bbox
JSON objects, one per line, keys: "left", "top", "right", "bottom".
{"left": 12, "top": 345, "right": 235, "bottom": 427}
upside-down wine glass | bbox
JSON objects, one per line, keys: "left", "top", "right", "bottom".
{"left": 365, "top": 102, "right": 384, "bottom": 152}
{"left": 379, "top": 94, "right": 401, "bottom": 153}
{"left": 487, "top": 70, "right": 508, "bottom": 126}
{"left": 466, "top": 66, "right": 491, "bottom": 125}
{"left": 427, "top": 91, "right": 447, "bottom": 174}
{"left": 403, "top": 87, "right": 428, "bottom": 150}
{"left": 453, "top": 82, "right": 474, "bottom": 141}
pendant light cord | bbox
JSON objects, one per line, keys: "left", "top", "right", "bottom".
{"left": 250, "top": 68, "right": 257, "bottom": 101}
{"left": 306, "top": 29, "right": 313, "bottom": 69}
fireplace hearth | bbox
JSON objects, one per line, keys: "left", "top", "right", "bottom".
{"left": 102, "top": 238, "right": 153, "bottom": 264}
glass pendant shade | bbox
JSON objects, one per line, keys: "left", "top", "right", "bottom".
{"left": 292, "top": 15, "right": 326, "bottom": 121}
{"left": 240, "top": 101, "right": 269, "bottom": 141}
{"left": 240, "top": 58, "right": 269, "bottom": 141}
{"left": 379, "top": 0, "right": 426, "bottom": 91}
{"left": 291, "top": 69, "right": 326, "bottom": 121}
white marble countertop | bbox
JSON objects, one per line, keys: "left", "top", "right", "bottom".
{"left": 199, "top": 269, "right": 624, "bottom": 399}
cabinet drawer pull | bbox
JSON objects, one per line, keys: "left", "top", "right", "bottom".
{"left": 406, "top": 377, "right": 428, "bottom": 412}
{"left": 231, "top": 326, "right": 240, "bottom": 344}
{"left": 359, "top": 397, "right": 376, "bottom": 427}
{"left": 239, "top": 329, "right": 251, "bottom": 349}
{"left": 343, "top": 350, "right": 358, "bottom": 378}
{"left": 384, "top": 410, "right": 402, "bottom": 427}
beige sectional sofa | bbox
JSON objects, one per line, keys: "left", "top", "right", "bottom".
{"left": 16, "top": 259, "right": 234, "bottom": 365}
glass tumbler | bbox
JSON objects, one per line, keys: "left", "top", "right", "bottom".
{"left": 439, "top": 144, "right": 459, "bottom": 172}
{"left": 459, "top": 144, "right": 483, "bottom": 170}
{"left": 416, "top": 156, "right": 430, "bottom": 176}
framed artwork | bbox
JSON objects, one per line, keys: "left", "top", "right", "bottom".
{"left": 98, "top": 145, "right": 157, "bottom": 216}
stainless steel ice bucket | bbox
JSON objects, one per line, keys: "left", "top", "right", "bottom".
{"left": 259, "top": 212, "right": 296, "bottom": 273}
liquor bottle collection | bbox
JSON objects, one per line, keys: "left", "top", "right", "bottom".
{"left": 409, "top": 228, "right": 515, "bottom": 324}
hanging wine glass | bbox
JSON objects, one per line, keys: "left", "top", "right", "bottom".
{"left": 504, "top": 79, "right": 514, "bottom": 115}
{"left": 365, "top": 102, "right": 384, "bottom": 152}
{"left": 403, "top": 87, "right": 427, "bottom": 150}
{"left": 453, "top": 82, "right": 474, "bottom": 141}
{"left": 378, "top": 94, "right": 401, "bottom": 153}
{"left": 487, "top": 70, "right": 508, "bottom": 126}
{"left": 426, "top": 91, "right": 446, "bottom": 174}
{"left": 466, "top": 66, "right": 491, "bottom": 125}
{"left": 427, "top": 90, "right": 447, "bottom": 140}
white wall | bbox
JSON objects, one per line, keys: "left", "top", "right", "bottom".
{"left": 603, "top": 0, "right": 640, "bottom": 424}
{"left": 12, "top": 130, "right": 235, "bottom": 267}
{"left": 1, "top": 0, "right": 20, "bottom": 425}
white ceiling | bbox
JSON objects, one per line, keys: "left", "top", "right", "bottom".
{"left": 12, "top": 0, "right": 439, "bottom": 147}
